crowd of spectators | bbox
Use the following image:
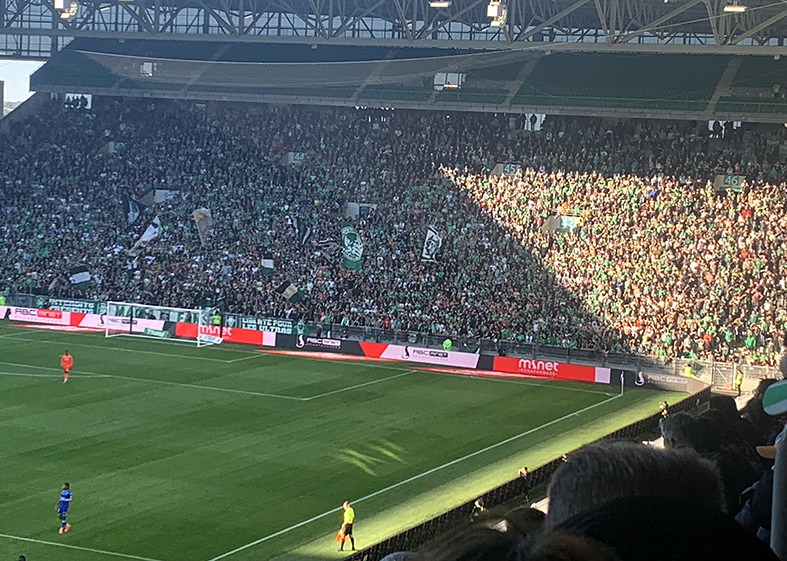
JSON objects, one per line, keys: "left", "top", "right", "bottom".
{"left": 3, "top": 96, "right": 787, "bottom": 364}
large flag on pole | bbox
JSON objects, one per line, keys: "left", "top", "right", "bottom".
{"left": 421, "top": 226, "right": 442, "bottom": 263}
{"left": 193, "top": 208, "right": 213, "bottom": 244}
{"left": 121, "top": 195, "right": 144, "bottom": 224}
{"left": 341, "top": 223, "right": 363, "bottom": 270}
{"left": 139, "top": 216, "right": 162, "bottom": 245}
{"left": 275, "top": 281, "right": 304, "bottom": 303}
{"left": 295, "top": 217, "right": 312, "bottom": 245}
{"left": 316, "top": 239, "right": 342, "bottom": 262}
{"left": 261, "top": 253, "right": 274, "bottom": 276}
{"left": 68, "top": 265, "right": 92, "bottom": 290}
{"left": 129, "top": 216, "right": 162, "bottom": 256}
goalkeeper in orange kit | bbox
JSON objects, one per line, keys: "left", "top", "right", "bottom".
{"left": 60, "top": 350, "right": 73, "bottom": 383}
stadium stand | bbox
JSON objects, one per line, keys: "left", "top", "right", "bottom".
{"left": 2, "top": 98, "right": 787, "bottom": 368}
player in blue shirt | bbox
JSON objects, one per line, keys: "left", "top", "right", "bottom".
{"left": 55, "top": 483, "right": 72, "bottom": 534}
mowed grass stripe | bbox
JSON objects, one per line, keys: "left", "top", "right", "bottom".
{"left": 0, "top": 324, "right": 672, "bottom": 561}
{"left": 206, "top": 394, "right": 621, "bottom": 561}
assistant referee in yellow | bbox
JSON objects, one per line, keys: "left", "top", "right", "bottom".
{"left": 338, "top": 501, "right": 356, "bottom": 551}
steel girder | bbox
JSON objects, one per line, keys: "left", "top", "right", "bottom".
{"left": 3, "top": 0, "right": 787, "bottom": 58}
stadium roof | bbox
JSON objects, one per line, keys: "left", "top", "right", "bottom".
{"left": 6, "top": 0, "right": 787, "bottom": 59}
{"left": 29, "top": 37, "right": 787, "bottom": 122}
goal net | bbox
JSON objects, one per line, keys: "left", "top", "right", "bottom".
{"left": 104, "top": 302, "right": 221, "bottom": 347}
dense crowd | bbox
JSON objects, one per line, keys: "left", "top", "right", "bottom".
{"left": 2, "top": 96, "right": 787, "bottom": 364}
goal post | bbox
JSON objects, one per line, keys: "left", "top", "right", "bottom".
{"left": 104, "top": 302, "right": 221, "bottom": 347}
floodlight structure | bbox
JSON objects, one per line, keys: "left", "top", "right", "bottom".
{"left": 723, "top": 1, "right": 747, "bottom": 12}
{"left": 429, "top": 1, "right": 452, "bottom": 7}
{"left": 59, "top": 1, "right": 78, "bottom": 19}
{"left": 487, "top": 1, "right": 508, "bottom": 27}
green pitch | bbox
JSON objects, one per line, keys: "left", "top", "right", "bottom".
{"left": 0, "top": 323, "right": 681, "bottom": 561}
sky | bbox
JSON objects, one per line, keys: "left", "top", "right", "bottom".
{"left": 0, "top": 60, "right": 46, "bottom": 103}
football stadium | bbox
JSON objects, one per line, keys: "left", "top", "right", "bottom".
{"left": 1, "top": 0, "right": 787, "bottom": 560}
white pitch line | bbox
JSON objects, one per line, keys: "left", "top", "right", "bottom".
{"left": 0, "top": 329, "right": 44, "bottom": 339}
{"left": 0, "top": 334, "right": 243, "bottom": 363}
{"left": 0, "top": 532, "right": 164, "bottom": 561}
{"left": 0, "top": 361, "right": 116, "bottom": 377}
{"left": 226, "top": 354, "right": 267, "bottom": 364}
{"left": 204, "top": 393, "right": 622, "bottom": 561}
{"left": 302, "top": 370, "right": 415, "bottom": 401}
{"left": 0, "top": 361, "right": 302, "bottom": 400}
{"left": 259, "top": 351, "right": 613, "bottom": 396}
{"left": 102, "top": 373, "right": 307, "bottom": 401}
{"left": 0, "top": 371, "right": 109, "bottom": 379}
{"left": 421, "top": 369, "right": 613, "bottom": 396}
{"left": 0, "top": 361, "right": 410, "bottom": 402}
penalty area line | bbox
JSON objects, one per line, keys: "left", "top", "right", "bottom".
{"left": 0, "top": 334, "right": 248, "bottom": 363}
{"left": 301, "top": 370, "right": 416, "bottom": 401}
{"left": 0, "top": 361, "right": 304, "bottom": 401}
{"left": 0, "top": 533, "right": 164, "bottom": 561}
{"left": 204, "top": 393, "right": 622, "bottom": 561}
{"left": 0, "top": 371, "right": 110, "bottom": 379}
{"left": 0, "top": 361, "right": 410, "bottom": 402}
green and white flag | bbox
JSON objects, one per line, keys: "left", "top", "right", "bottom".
{"left": 295, "top": 217, "right": 312, "bottom": 245}
{"left": 129, "top": 216, "right": 162, "bottom": 255}
{"left": 139, "top": 216, "right": 162, "bottom": 244}
{"left": 261, "top": 253, "right": 274, "bottom": 276}
{"left": 275, "top": 281, "right": 304, "bottom": 303}
{"left": 68, "top": 265, "right": 92, "bottom": 290}
{"left": 341, "top": 223, "right": 363, "bottom": 270}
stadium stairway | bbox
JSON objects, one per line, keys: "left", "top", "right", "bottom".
{"left": 350, "top": 48, "right": 402, "bottom": 104}
{"left": 706, "top": 56, "right": 744, "bottom": 114}
{"left": 502, "top": 55, "right": 543, "bottom": 107}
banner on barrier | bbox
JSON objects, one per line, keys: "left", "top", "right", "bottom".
{"left": 0, "top": 304, "right": 702, "bottom": 395}
{"left": 276, "top": 334, "right": 362, "bottom": 354}
{"left": 359, "top": 343, "right": 481, "bottom": 369}
{"left": 241, "top": 317, "right": 294, "bottom": 334}
{"left": 35, "top": 297, "right": 104, "bottom": 314}
{"left": 492, "top": 356, "right": 611, "bottom": 384}
{"left": 619, "top": 370, "right": 704, "bottom": 393}
{"left": 4, "top": 307, "right": 70, "bottom": 325}
{"left": 174, "top": 322, "right": 276, "bottom": 346}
